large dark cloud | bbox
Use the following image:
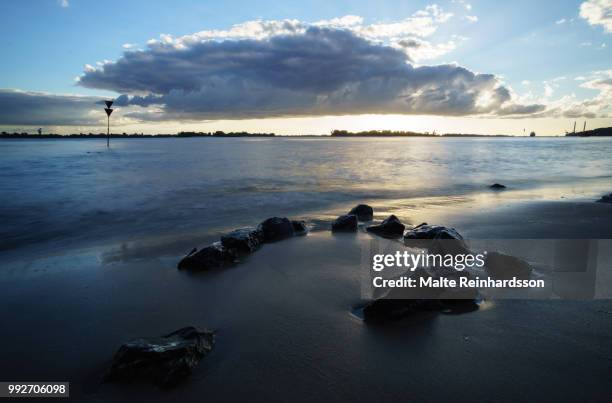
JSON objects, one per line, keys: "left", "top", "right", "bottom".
{"left": 78, "top": 27, "right": 544, "bottom": 120}
{"left": 0, "top": 90, "right": 102, "bottom": 126}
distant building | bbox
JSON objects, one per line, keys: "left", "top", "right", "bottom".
{"left": 529, "top": 131, "right": 536, "bottom": 137}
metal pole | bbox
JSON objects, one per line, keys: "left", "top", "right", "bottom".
{"left": 107, "top": 114, "right": 110, "bottom": 148}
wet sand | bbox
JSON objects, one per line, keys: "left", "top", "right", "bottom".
{"left": 0, "top": 200, "right": 611, "bottom": 402}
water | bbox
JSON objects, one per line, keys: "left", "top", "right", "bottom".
{"left": 1, "top": 137, "right": 612, "bottom": 402}
{"left": 1, "top": 136, "right": 612, "bottom": 254}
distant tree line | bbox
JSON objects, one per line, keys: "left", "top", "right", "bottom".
{"left": 177, "top": 131, "right": 275, "bottom": 137}
{"left": 330, "top": 130, "right": 512, "bottom": 137}
{"left": 331, "top": 129, "right": 434, "bottom": 137}
{"left": 0, "top": 131, "right": 276, "bottom": 138}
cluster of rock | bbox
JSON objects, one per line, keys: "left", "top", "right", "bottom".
{"left": 110, "top": 200, "right": 537, "bottom": 385}
{"left": 178, "top": 217, "right": 308, "bottom": 271}
{"left": 106, "top": 326, "right": 214, "bottom": 387}
{"left": 349, "top": 208, "right": 533, "bottom": 322}
{"left": 331, "top": 205, "right": 406, "bottom": 239}
{"left": 331, "top": 204, "right": 373, "bottom": 232}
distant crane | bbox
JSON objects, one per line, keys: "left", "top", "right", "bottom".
{"left": 573, "top": 121, "right": 576, "bottom": 135}
{"left": 104, "top": 100, "right": 114, "bottom": 147}
{"left": 583, "top": 121, "right": 587, "bottom": 133}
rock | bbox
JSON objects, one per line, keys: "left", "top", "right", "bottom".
{"left": 221, "top": 227, "right": 264, "bottom": 255}
{"left": 490, "top": 183, "right": 506, "bottom": 190}
{"left": 404, "top": 223, "right": 471, "bottom": 256}
{"left": 258, "top": 217, "right": 294, "bottom": 242}
{"left": 348, "top": 204, "right": 374, "bottom": 221}
{"left": 366, "top": 215, "right": 405, "bottom": 238}
{"left": 177, "top": 243, "right": 236, "bottom": 270}
{"left": 331, "top": 214, "right": 358, "bottom": 232}
{"left": 363, "top": 299, "right": 441, "bottom": 322}
{"left": 597, "top": 193, "right": 612, "bottom": 203}
{"left": 291, "top": 220, "right": 308, "bottom": 236}
{"left": 362, "top": 298, "right": 480, "bottom": 322}
{"left": 106, "top": 326, "right": 214, "bottom": 387}
{"left": 485, "top": 251, "right": 532, "bottom": 279}
{"left": 404, "top": 223, "right": 464, "bottom": 241}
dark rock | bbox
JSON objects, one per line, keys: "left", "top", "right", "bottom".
{"left": 362, "top": 290, "right": 479, "bottom": 322}
{"left": 348, "top": 204, "right": 374, "bottom": 221}
{"left": 106, "top": 326, "right": 214, "bottom": 387}
{"left": 331, "top": 214, "right": 358, "bottom": 232}
{"left": 258, "top": 217, "right": 294, "bottom": 242}
{"left": 597, "top": 193, "right": 612, "bottom": 203}
{"left": 490, "top": 183, "right": 507, "bottom": 190}
{"left": 362, "top": 267, "right": 480, "bottom": 322}
{"left": 404, "top": 224, "right": 464, "bottom": 241}
{"left": 291, "top": 220, "right": 308, "bottom": 236}
{"left": 366, "top": 215, "right": 405, "bottom": 238}
{"left": 485, "top": 251, "right": 532, "bottom": 279}
{"left": 428, "top": 237, "right": 473, "bottom": 258}
{"left": 363, "top": 299, "right": 441, "bottom": 322}
{"left": 177, "top": 243, "right": 236, "bottom": 270}
{"left": 404, "top": 223, "right": 471, "bottom": 256}
{"left": 221, "top": 227, "right": 264, "bottom": 255}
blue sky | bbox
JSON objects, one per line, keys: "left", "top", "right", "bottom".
{"left": 0, "top": 0, "right": 611, "bottom": 134}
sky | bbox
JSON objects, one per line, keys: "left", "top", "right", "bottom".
{"left": 0, "top": 0, "right": 611, "bottom": 135}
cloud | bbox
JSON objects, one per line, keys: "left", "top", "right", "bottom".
{"left": 556, "top": 18, "right": 567, "bottom": 24}
{"left": 393, "top": 37, "right": 460, "bottom": 62}
{"left": 580, "top": 0, "right": 612, "bottom": 33}
{"left": 77, "top": 16, "right": 541, "bottom": 121}
{"left": 59, "top": 0, "right": 69, "bottom": 8}
{"left": 122, "top": 43, "right": 137, "bottom": 49}
{"left": 532, "top": 70, "right": 612, "bottom": 118}
{"left": 544, "top": 83, "right": 554, "bottom": 97}
{"left": 452, "top": 0, "right": 472, "bottom": 11}
{"left": 0, "top": 89, "right": 102, "bottom": 126}
{"left": 465, "top": 15, "right": 478, "bottom": 23}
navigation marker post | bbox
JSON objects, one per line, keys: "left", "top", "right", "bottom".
{"left": 104, "top": 100, "right": 114, "bottom": 148}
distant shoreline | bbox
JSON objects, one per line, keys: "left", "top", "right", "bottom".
{"left": 1, "top": 126, "right": 611, "bottom": 139}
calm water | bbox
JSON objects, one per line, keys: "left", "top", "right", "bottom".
{"left": 1, "top": 137, "right": 612, "bottom": 254}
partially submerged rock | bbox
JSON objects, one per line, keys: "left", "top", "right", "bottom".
{"left": 291, "top": 220, "right": 308, "bottom": 236}
{"left": 597, "top": 193, "right": 612, "bottom": 203}
{"left": 106, "top": 326, "right": 214, "bottom": 387}
{"left": 490, "top": 183, "right": 507, "bottom": 190}
{"left": 485, "top": 251, "right": 532, "bottom": 279}
{"left": 221, "top": 227, "right": 264, "bottom": 255}
{"left": 177, "top": 243, "right": 236, "bottom": 270}
{"left": 348, "top": 204, "right": 374, "bottom": 221}
{"left": 404, "top": 223, "right": 464, "bottom": 241}
{"left": 362, "top": 297, "right": 478, "bottom": 322}
{"left": 258, "top": 217, "right": 294, "bottom": 242}
{"left": 331, "top": 214, "right": 358, "bottom": 232}
{"left": 362, "top": 299, "right": 440, "bottom": 322}
{"left": 366, "top": 215, "right": 405, "bottom": 238}
{"left": 404, "top": 223, "right": 471, "bottom": 257}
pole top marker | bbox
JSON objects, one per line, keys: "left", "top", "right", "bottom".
{"left": 105, "top": 100, "right": 114, "bottom": 108}
{"left": 105, "top": 108, "right": 114, "bottom": 116}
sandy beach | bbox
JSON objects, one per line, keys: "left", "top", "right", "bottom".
{"left": 1, "top": 198, "right": 611, "bottom": 402}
